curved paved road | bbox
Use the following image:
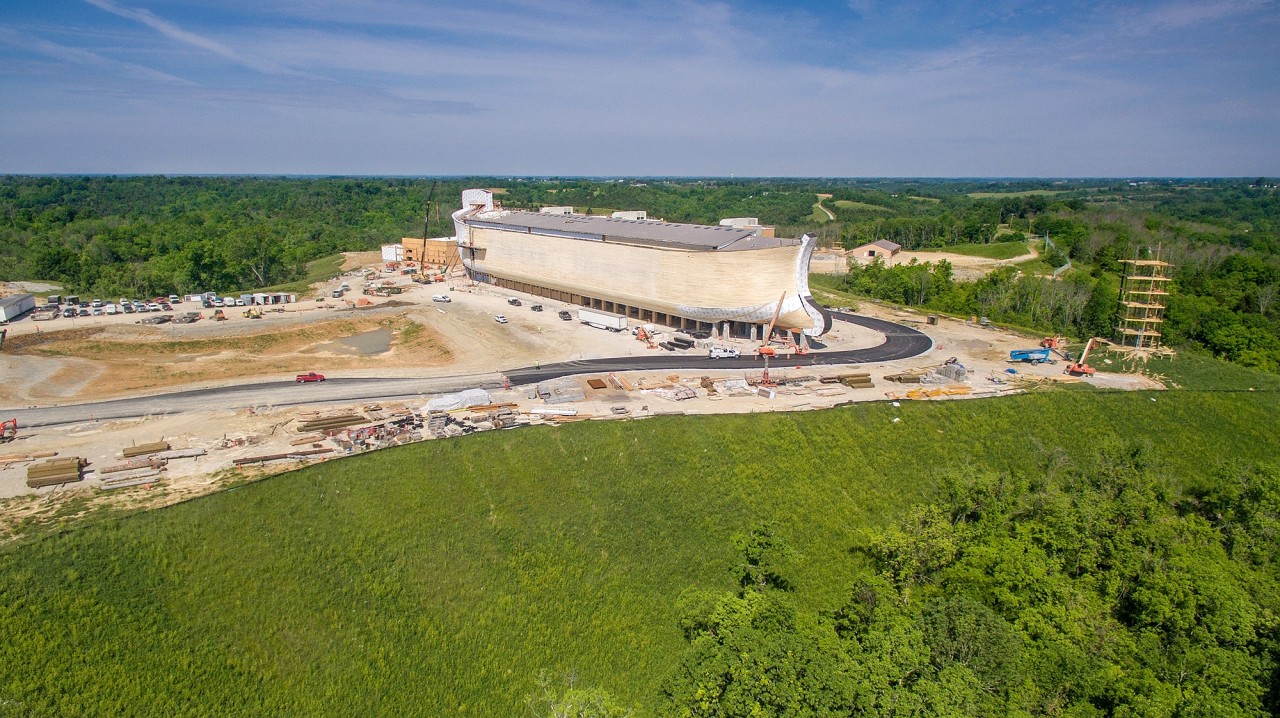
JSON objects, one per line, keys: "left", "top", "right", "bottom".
{"left": 7, "top": 312, "right": 931, "bottom": 428}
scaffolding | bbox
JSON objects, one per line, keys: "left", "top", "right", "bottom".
{"left": 1117, "top": 246, "right": 1171, "bottom": 351}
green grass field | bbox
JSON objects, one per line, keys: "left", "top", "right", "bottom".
{"left": 920, "top": 239, "right": 1030, "bottom": 260}
{"left": 966, "top": 189, "right": 1068, "bottom": 198}
{"left": 832, "top": 199, "right": 892, "bottom": 212}
{"left": 2, "top": 386, "right": 1278, "bottom": 715}
{"left": 253, "top": 253, "right": 346, "bottom": 296}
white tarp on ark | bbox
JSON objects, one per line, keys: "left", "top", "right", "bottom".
{"left": 423, "top": 388, "right": 491, "bottom": 412}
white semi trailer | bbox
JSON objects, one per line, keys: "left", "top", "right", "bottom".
{"left": 578, "top": 308, "right": 627, "bottom": 332}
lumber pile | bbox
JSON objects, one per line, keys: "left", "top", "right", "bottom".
{"left": 99, "top": 457, "right": 165, "bottom": 474}
{"left": 836, "top": 372, "right": 874, "bottom": 389}
{"left": 98, "top": 467, "right": 166, "bottom": 489}
{"left": 296, "top": 414, "right": 367, "bottom": 433}
{"left": 26, "top": 457, "right": 85, "bottom": 488}
{"left": 884, "top": 370, "right": 927, "bottom": 384}
{"left": 122, "top": 441, "right": 170, "bottom": 459}
{"left": 904, "top": 385, "right": 973, "bottom": 400}
{"left": 233, "top": 448, "right": 333, "bottom": 466}
{"left": 0, "top": 450, "right": 57, "bottom": 466}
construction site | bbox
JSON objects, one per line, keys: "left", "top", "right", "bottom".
{"left": 0, "top": 194, "right": 1167, "bottom": 535}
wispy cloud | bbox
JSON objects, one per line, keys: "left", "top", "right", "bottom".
{"left": 0, "top": 24, "right": 192, "bottom": 85}
{"left": 1, "top": 0, "right": 1277, "bottom": 175}
{"left": 82, "top": 0, "right": 289, "bottom": 75}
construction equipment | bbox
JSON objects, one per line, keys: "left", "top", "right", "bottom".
{"left": 635, "top": 326, "right": 658, "bottom": 348}
{"left": 1040, "top": 335, "right": 1072, "bottom": 360}
{"left": 1065, "top": 338, "right": 1099, "bottom": 376}
{"left": 1009, "top": 348, "right": 1053, "bottom": 364}
{"left": 757, "top": 292, "right": 787, "bottom": 356}
{"left": 213, "top": 309, "right": 226, "bottom": 321}
{"left": 1, "top": 418, "right": 17, "bottom": 443}
{"left": 243, "top": 307, "right": 262, "bottom": 319}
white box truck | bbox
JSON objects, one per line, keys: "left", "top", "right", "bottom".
{"left": 578, "top": 308, "right": 627, "bottom": 332}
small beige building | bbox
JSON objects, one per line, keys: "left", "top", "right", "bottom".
{"left": 849, "top": 240, "right": 902, "bottom": 266}
{"left": 400, "top": 237, "right": 461, "bottom": 266}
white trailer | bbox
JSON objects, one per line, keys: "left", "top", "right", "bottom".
{"left": 578, "top": 308, "right": 627, "bottom": 332}
{"left": 0, "top": 293, "right": 36, "bottom": 322}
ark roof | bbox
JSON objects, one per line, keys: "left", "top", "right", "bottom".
{"left": 465, "top": 210, "right": 799, "bottom": 252}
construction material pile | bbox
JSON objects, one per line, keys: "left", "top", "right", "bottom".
{"left": 534, "top": 379, "right": 586, "bottom": 405}
{"left": 122, "top": 441, "right": 170, "bottom": 458}
{"left": 424, "top": 388, "right": 492, "bottom": 412}
{"left": 26, "top": 457, "right": 85, "bottom": 488}
{"left": 296, "top": 414, "right": 367, "bottom": 434}
{"left": 821, "top": 372, "right": 874, "bottom": 389}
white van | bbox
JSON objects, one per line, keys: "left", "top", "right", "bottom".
{"left": 708, "top": 346, "right": 740, "bottom": 359}
{"left": 104, "top": 304, "right": 118, "bottom": 315}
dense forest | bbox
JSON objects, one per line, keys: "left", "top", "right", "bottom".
{"left": 664, "top": 451, "right": 1280, "bottom": 716}
{"left": 2, "top": 175, "right": 1277, "bottom": 370}
{"left": 827, "top": 181, "right": 1280, "bottom": 372}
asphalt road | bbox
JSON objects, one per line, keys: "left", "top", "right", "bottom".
{"left": 7, "top": 312, "right": 931, "bottom": 428}
{"left": 505, "top": 312, "right": 933, "bottom": 384}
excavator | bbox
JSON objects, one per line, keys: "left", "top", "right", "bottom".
{"left": 1, "top": 418, "right": 17, "bottom": 443}
{"left": 1065, "top": 338, "right": 1099, "bottom": 377}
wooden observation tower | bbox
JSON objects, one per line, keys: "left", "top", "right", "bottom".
{"left": 1117, "top": 246, "right": 1172, "bottom": 351}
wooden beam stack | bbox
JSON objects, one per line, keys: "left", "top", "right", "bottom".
{"left": 26, "top": 457, "right": 85, "bottom": 488}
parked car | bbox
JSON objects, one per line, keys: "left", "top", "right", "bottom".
{"left": 431, "top": 294, "right": 451, "bottom": 303}
{"left": 122, "top": 304, "right": 135, "bottom": 314}
{"left": 295, "top": 372, "right": 326, "bottom": 383}
{"left": 506, "top": 297, "right": 522, "bottom": 306}
{"left": 558, "top": 310, "right": 573, "bottom": 321}
{"left": 62, "top": 307, "right": 76, "bottom": 318}
{"left": 78, "top": 308, "right": 90, "bottom": 317}
{"left": 494, "top": 314, "right": 508, "bottom": 323}
{"left": 91, "top": 307, "right": 104, "bottom": 316}
{"left": 530, "top": 304, "right": 543, "bottom": 312}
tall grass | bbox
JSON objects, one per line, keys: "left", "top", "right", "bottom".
{"left": 1, "top": 391, "right": 1276, "bottom": 715}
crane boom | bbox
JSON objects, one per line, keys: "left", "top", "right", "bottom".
{"left": 761, "top": 291, "right": 786, "bottom": 347}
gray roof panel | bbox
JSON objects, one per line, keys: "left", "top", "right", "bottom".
{"left": 466, "top": 210, "right": 797, "bottom": 251}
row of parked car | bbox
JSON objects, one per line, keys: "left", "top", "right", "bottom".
{"left": 53, "top": 296, "right": 183, "bottom": 318}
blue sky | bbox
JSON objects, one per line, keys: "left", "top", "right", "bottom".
{"left": 1, "top": 0, "right": 1277, "bottom": 176}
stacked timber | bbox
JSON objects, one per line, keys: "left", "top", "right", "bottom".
{"left": 0, "top": 451, "right": 57, "bottom": 467}
{"left": 26, "top": 457, "right": 85, "bottom": 488}
{"left": 837, "top": 372, "right": 874, "bottom": 389}
{"left": 296, "top": 414, "right": 367, "bottom": 433}
{"left": 122, "top": 441, "right": 171, "bottom": 459}
{"left": 99, "top": 457, "right": 166, "bottom": 474}
{"left": 884, "top": 370, "right": 926, "bottom": 384}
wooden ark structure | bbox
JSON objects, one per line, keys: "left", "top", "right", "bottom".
{"left": 451, "top": 189, "right": 831, "bottom": 339}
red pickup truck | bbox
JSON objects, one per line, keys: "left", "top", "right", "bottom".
{"left": 295, "top": 372, "right": 326, "bottom": 383}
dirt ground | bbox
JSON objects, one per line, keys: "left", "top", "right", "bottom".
{"left": 0, "top": 255, "right": 1163, "bottom": 538}
{"left": 808, "top": 245, "right": 1039, "bottom": 281}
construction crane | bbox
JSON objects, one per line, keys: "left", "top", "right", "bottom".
{"left": 1065, "top": 338, "right": 1099, "bottom": 376}
{"left": 756, "top": 292, "right": 787, "bottom": 357}
{"left": 422, "top": 180, "right": 439, "bottom": 242}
